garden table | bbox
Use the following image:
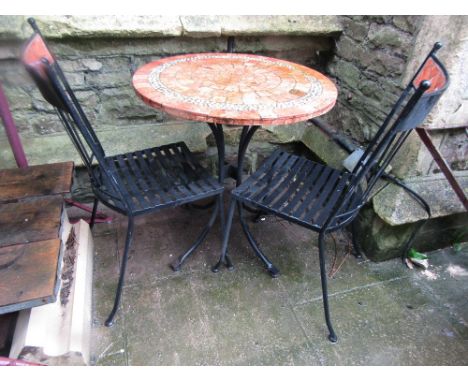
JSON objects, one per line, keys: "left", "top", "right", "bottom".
{"left": 132, "top": 53, "right": 337, "bottom": 275}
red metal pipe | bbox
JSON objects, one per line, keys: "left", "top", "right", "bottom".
{"left": 0, "top": 82, "right": 28, "bottom": 168}
{"left": 416, "top": 127, "right": 468, "bottom": 211}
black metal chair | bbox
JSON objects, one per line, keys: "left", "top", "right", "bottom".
{"left": 215, "top": 43, "right": 450, "bottom": 342}
{"left": 21, "top": 18, "right": 224, "bottom": 326}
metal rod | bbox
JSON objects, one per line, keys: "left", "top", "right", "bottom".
{"left": 237, "top": 201, "right": 279, "bottom": 277}
{"left": 310, "top": 117, "right": 357, "bottom": 154}
{"left": 105, "top": 214, "right": 134, "bottom": 327}
{"left": 171, "top": 198, "right": 221, "bottom": 271}
{"left": 212, "top": 197, "right": 237, "bottom": 272}
{"left": 416, "top": 128, "right": 468, "bottom": 211}
{"left": 171, "top": 123, "right": 226, "bottom": 271}
{"left": 0, "top": 82, "right": 28, "bottom": 168}
{"left": 318, "top": 231, "right": 337, "bottom": 342}
{"left": 236, "top": 125, "right": 280, "bottom": 276}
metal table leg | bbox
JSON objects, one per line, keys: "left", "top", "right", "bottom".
{"left": 214, "top": 125, "right": 280, "bottom": 277}
{"left": 171, "top": 123, "right": 227, "bottom": 271}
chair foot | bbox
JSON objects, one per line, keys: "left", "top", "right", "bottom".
{"left": 211, "top": 261, "right": 222, "bottom": 273}
{"left": 170, "top": 260, "right": 182, "bottom": 272}
{"left": 267, "top": 265, "right": 280, "bottom": 278}
{"left": 104, "top": 317, "right": 115, "bottom": 327}
{"left": 328, "top": 333, "right": 338, "bottom": 343}
{"left": 211, "top": 255, "right": 235, "bottom": 273}
{"left": 225, "top": 254, "right": 234, "bottom": 270}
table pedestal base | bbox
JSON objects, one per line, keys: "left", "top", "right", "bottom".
{"left": 171, "top": 123, "right": 280, "bottom": 277}
{"left": 212, "top": 125, "right": 281, "bottom": 278}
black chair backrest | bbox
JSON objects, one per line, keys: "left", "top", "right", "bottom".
{"left": 21, "top": 19, "right": 128, "bottom": 193}
{"left": 329, "top": 43, "right": 449, "bottom": 229}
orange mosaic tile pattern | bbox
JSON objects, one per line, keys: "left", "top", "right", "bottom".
{"left": 133, "top": 53, "right": 338, "bottom": 126}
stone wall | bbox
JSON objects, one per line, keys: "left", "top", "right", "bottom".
{"left": 325, "top": 15, "right": 467, "bottom": 178}
{"left": 326, "top": 16, "right": 421, "bottom": 141}
{"left": 0, "top": 15, "right": 466, "bottom": 259}
{"left": 325, "top": 16, "right": 424, "bottom": 178}
{"left": 325, "top": 15, "right": 468, "bottom": 259}
{"left": 0, "top": 15, "right": 340, "bottom": 168}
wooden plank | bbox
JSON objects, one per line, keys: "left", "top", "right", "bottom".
{"left": 0, "top": 239, "right": 61, "bottom": 314}
{"left": 0, "top": 162, "right": 74, "bottom": 203}
{"left": 0, "top": 195, "right": 64, "bottom": 247}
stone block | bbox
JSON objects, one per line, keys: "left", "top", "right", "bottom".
{"left": 61, "top": 58, "right": 103, "bottom": 73}
{"left": 364, "top": 16, "right": 394, "bottom": 25}
{"left": 330, "top": 60, "right": 362, "bottom": 89}
{"left": 341, "top": 18, "right": 369, "bottom": 42}
{"left": 264, "top": 122, "right": 307, "bottom": 144}
{"left": 216, "top": 16, "right": 342, "bottom": 36}
{"left": 2, "top": 86, "right": 32, "bottom": 111}
{"left": 368, "top": 23, "right": 412, "bottom": 51}
{"left": 373, "top": 172, "right": 468, "bottom": 225}
{"left": 7, "top": 109, "right": 63, "bottom": 136}
{"left": 354, "top": 204, "right": 468, "bottom": 262}
{"left": 362, "top": 50, "right": 406, "bottom": 77}
{"left": 62, "top": 71, "right": 86, "bottom": 89}
{"left": 392, "top": 16, "right": 422, "bottom": 34}
{"left": 0, "top": 15, "right": 343, "bottom": 41}
{"left": 180, "top": 15, "right": 343, "bottom": 38}
{"left": 324, "top": 101, "right": 366, "bottom": 143}
{"left": 0, "top": 121, "right": 211, "bottom": 169}
{"left": 85, "top": 71, "right": 130, "bottom": 89}
{"left": 74, "top": 90, "right": 100, "bottom": 112}
{"left": 336, "top": 35, "right": 367, "bottom": 62}
{"left": 0, "top": 61, "right": 34, "bottom": 88}
{"left": 29, "top": 16, "right": 183, "bottom": 39}
{"left": 180, "top": 16, "right": 222, "bottom": 38}
{"left": 0, "top": 41, "right": 20, "bottom": 60}
{"left": 301, "top": 122, "right": 349, "bottom": 168}
{"left": 97, "top": 86, "right": 165, "bottom": 124}
{"left": 0, "top": 16, "right": 26, "bottom": 39}
{"left": 435, "top": 130, "right": 468, "bottom": 172}
{"left": 390, "top": 133, "right": 422, "bottom": 178}
{"left": 81, "top": 58, "right": 103, "bottom": 72}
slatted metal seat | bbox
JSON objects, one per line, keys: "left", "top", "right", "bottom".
{"left": 215, "top": 42, "right": 450, "bottom": 343}
{"left": 233, "top": 149, "right": 361, "bottom": 231}
{"left": 21, "top": 18, "right": 224, "bottom": 327}
{"left": 94, "top": 142, "right": 223, "bottom": 214}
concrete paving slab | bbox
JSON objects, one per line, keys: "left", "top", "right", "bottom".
{"left": 187, "top": 262, "right": 319, "bottom": 365}
{"left": 293, "top": 277, "right": 468, "bottom": 365}
{"left": 123, "top": 274, "right": 219, "bottom": 365}
{"left": 83, "top": 196, "right": 468, "bottom": 365}
{"left": 91, "top": 279, "right": 128, "bottom": 366}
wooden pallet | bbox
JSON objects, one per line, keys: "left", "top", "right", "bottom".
{"left": 0, "top": 162, "right": 73, "bottom": 203}
{"left": 0, "top": 162, "right": 73, "bottom": 315}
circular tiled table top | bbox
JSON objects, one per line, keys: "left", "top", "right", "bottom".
{"left": 133, "top": 53, "right": 338, "bottom": 126}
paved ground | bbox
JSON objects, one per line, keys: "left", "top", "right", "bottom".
{"left": 77, "top": 193, "right": 468, "bottom": 366}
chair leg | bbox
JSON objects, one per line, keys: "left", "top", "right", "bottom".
{"left": 218, "top": 192, "right": 225, "bottom": 234}
{"left": 218, "top": 193, "right": 234, "bottom": 269}
{"left": 212, "top": 197, "right": 236, "bottom": 273}
{"left": 89, "top": 198, "right": 99, "bottom": 230}
{"left": 105, "top": 215, "right": 134, "bottom": 327}
{"left": 318, "top": 231, "right": 338, "bottom": 343}
{"left": 351, "top": 220, "right": 364, "bottom": 260}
